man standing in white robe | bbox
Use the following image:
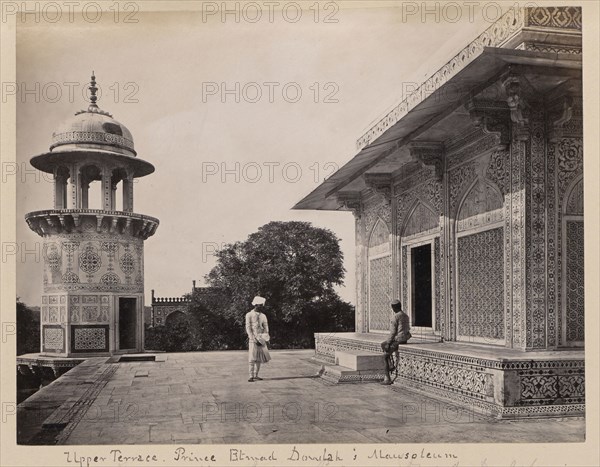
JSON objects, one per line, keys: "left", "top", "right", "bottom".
{"left": 245, "top": 296, "right": 271, "bottom": 382}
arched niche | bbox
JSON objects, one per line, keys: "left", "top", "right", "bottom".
{"left": 401, "top": 200, "right": 439, "bottom": 239}
{"left": 456, "top": 178, "right": 503, "bottom": 233}
{"left": 367, "top": 218, "right": 391, "bottom": 332}
{"left": 565, "top": 177, "right": 583, "bottom": 216}
{"left": 368, "top": 217, "right": 390, "bottom": 249}
{"left": 54, "top": 166, "right": 70, "bottom": 209}
{"left": 455, "top": 178, "right": 505, "bottom": 345}
{"left": 79, "top": 164, "right": 103, "bottom": 210}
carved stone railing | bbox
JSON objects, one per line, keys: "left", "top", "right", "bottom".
{"left": 25, "top": 209, "right": 159, "bottom": 239}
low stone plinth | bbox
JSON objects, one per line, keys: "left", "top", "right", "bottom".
{"left": 335, "top": 349, "right": 385, "bottom": 371}
{"left": 315, "top": 333, "right": 585, "bottom": 419}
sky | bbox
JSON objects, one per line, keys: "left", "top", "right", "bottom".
{"left": 14, "top": 2, "right": 497, "bottom": 307}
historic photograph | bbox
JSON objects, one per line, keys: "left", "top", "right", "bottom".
{"left": 3, "top": 1, "right": 596, "bottom": 465}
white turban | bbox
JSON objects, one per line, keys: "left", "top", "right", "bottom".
{"left": 252, "top": 296, "right": 266, "bottom": 306}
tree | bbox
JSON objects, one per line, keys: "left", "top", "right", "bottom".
{"left": 205, "top": 221, "right": 354, "bottom": 348}
{"left": 17, "top": 298, "right": 40, "bottom": 355}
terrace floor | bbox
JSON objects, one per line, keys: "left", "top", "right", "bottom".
{"left": 17, "top": 349, "right": 585, "bottom": 445}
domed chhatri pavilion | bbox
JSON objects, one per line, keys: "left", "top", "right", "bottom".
{"left": 25, "top": 74, "right": 159, "bottom": 357}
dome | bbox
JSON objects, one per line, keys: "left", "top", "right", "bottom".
{"left": 29, "top": 73, "right": 154, "bottom": 178}
{"left": 50, "top": 108, "right": 136, "bottom": 157}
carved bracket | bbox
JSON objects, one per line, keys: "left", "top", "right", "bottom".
{"left": 502, "top": 75, "right": 529, "bottom": 127}
{"left": 406, "top": 141, "right": 444, "bottom": 181}
{"left": 336, "top": 192, "right": 362, "bottom": 217}
{"left": 364, "top": 173, "right": 392, "bottom": 204}
{"left": 466, "top": 100, "right": 511, "bottom": 148}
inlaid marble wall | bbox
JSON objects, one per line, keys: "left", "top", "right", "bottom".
{"left": 42, "top": 232, "right": 144, "bottom": 294}
{"left": 355, "top": 95, "right": 584, "bottom": 350}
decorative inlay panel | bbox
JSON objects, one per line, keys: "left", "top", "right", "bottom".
{"left": 434, "top": 238, "right": 441, "bottom": 332}
{"left": 119, "top": 252, "right": 135, "bottom": 275}
{"left": 525, "top": 6, "right": 581, "bottom": 29}
{"left": 369, "top": 255, "right": 392, "bottom": 332}
{"left": 79, "top": 244, "right": 102, "bottom": 275}
{"left": 42, "top": 233, "right": 144, "bottom": 293}
{"left": 527, "top": 114, "right": 547, "bottom": 349}
{"left": 397, "top": 352, "right": 492, "bottom": 400}
{"left": 71, "top": 325, "right": 109, "bottom": 353}
{"left": 43, "top": 325, "right": 64, "bottom": 352}
{"left": 364, "top": 198, "right": 391, "bottom": 235}
{"left": 401, "top": 246, "right": 408, "bottom": 308}
{"left": 457, "top": 228, "right": 504, "bottom": 340}
{"left": 485, "top": 149, "right": 510, "bottom": 195}
{"left": 565, "top": 221, "right": 584, "bottom": 343}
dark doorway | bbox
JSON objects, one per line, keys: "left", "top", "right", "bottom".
{"left": 411, "top": 244, "right": 432, "bottom": 327}
{"left": 118, "top": 298, "right": 137, "bottom": 350}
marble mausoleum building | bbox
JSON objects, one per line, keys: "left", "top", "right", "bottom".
{"left": 295, "top": 6, "right": 584, "bottom": 418}
{"left": 24, "top": 74, "right": 159, "bottom": 358}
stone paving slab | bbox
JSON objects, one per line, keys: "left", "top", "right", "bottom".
{"left": 19, "top": 349, "right": 585, "bottom": 445}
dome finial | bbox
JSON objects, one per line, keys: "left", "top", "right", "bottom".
{"left": 88, "top": 72, "right": 98, "bottom": 110}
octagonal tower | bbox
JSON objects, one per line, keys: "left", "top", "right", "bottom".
{"left": 25, "top": 74, "right": 159, "bottom": 357}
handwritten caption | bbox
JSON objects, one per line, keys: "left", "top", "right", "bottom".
{"left": 64, "top": 446, "right": 462, "bottom": 467}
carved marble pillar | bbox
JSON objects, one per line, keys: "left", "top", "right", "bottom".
{"left": 81, "top": 181, "right": 89, "bottom": 209}
{"left": 505, "top": 82, "right": 529, "bottom": 351}
{"left": 123, "top": 174, "right": 134, "bottom": 212}
{"left": 101, "top": 167, "right": 112, "bottom": 211}
{"left": 525, "top": 105, "right": 547, "bottom": 349}
{"left": 53, "top": 169, "right": 68, "bottom": 210}
{"left": 69, "top": 163, "right": 79, "bottom": 209}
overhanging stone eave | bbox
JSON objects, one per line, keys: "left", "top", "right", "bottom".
{"left": 30, "top": 149, "right": 155, "bottom": 178}
{"left": 293, "top": 47, "right": 581, "bottom": 212}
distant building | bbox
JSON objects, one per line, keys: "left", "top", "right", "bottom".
{"left": 150, "top": 281, "right": 220, "bottom": 327}
{"left": 295, "top": 6, "right": 584, "bottom": 418}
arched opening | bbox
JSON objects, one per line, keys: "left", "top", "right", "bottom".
{"left": 165, "top": 310, "right": 188, "bottom": 327}
{"left": 111, "top": 168, "right": 128, "bottom": 212}
{"left": 54, "top": 166, "right": 70, "bottom": 210}
{"left": 79, "top": 164, "right": 102, "bottom": 210}
{"left": 562, "top": 176, "right": 584, "bottom": 347}
{"left": 455, "top": 178, "right": 504, "bottom": 345}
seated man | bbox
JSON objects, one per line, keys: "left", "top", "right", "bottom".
{"left": 380, "top": 300, "right": 411, "bottom": 385}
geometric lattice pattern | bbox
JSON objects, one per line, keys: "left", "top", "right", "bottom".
{"left": 566, "top": 221, "right": 584, "bottom": 343}
{"left": 520, "top": 370, "right": 585, "bottom": 402}
{"left": 457, "top": 228, "right": 504, "bottom": 340}
{"left": 369, "top": 255, "right": 392, "bottom": 331}
{"left": 79, "top": 244, "right": 101, "bottom": 274}
{"left": 72, "top": 326, "right": 109, "bottom": 352}
{"left": 397, "top": 352, "right": 491, "bottom": 399}
{"left": 43, "top": 326, "right": 64, "bottom": 351}
{"left": 521, "top": 375, "right": 558, "bottom": 399}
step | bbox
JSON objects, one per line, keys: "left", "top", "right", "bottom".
{"left": 319, "top": 364, "right": 385, "bottom": 384}
{"left": 334, "top": 349, "right": 385, "bottom": 371}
